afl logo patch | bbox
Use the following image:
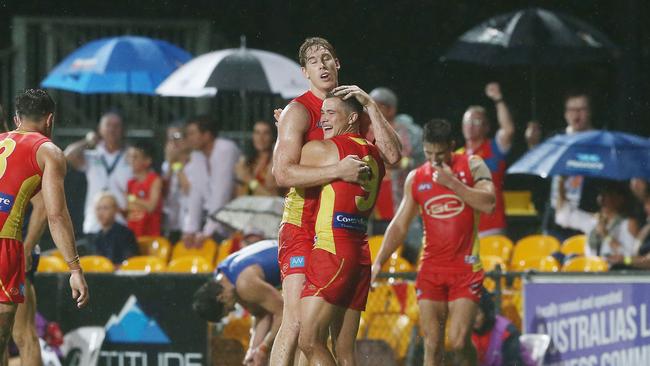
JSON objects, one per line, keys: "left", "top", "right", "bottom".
{"left": 417, "top": 183, "right": 432, "bottom": 191}
{"left": 424, "top": 194, "right": 465, "bottom": 219}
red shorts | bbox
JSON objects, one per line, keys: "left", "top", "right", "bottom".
{"left": 415, "top": 270, "right": 484, "bottom": 303}
{"left": 301, "top": 248, "right": 370, "bottom": 311}
{"left": 0, "top": 238, "right": 25, "bottom": 303}
{"left": 278, "top": 223, "right": 314, "bottom": 280}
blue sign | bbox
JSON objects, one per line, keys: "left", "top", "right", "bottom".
{"left": 524, "top": 278, "right": 650, "bottom": 364}
{"left": 106, "top": 295, "right": 171, "bottom": 344}
{"left": 290, "top": 256, "right": 305, "bottom": 268}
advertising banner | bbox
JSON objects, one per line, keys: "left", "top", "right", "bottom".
{"left": 524, "top": 275, "right": 650, "bottom": 366}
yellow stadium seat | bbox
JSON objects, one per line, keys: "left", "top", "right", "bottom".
{"left": 561, "top": 235, "right": 587, "bottom": 256}
{"left": 562, "top": 256, "right": 609, "bottom": 272}
{"left": 369, "top": 235, "right": 402, "bottom": 263}
{"left": 120, "top": 256, "right": 166, "bottom": 272}
{"left": 481, "top": 255, "right": 507, "bottom": 292}
{"left": 216, "top": 239, "right": 234, "bottom": 266}
{"left": 37, "top": 256, "right": 68, "bottom": 273}
{"left": 167, "top": 256, "right": 214, "bottom": 273}
{"left": 511, "top": 235, "right": 561, "bottom": 265}
{"left": 504, "top": 190, "right": 537, "bottom": 216}
{"left": 222, "top": 314, "right": 252, "bottom": 350}
{"left": 172, "top": 238, "right": 218, "bottom": 263}
{"left": 480, "top": 235, "right": 514, "bottom": 262}
{"left": 511, "top": 255, "right": 560, "bottom": 272}
{"left": 79, "top": 255, "right": 115, "bottom": 273}
{"left": 137, "top": 236, "right": 171, "bottom": 262}
{"left": 363, "top": 313, "right": 414, "bottom": 359}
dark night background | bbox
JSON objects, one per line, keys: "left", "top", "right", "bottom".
{"left": 0, "top": 0, "right": 648, "bottom": 138}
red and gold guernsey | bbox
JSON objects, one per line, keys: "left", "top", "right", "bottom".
{"left": 412, "top": 154, "right": 483, "bottom": 274}
{"left": 281, "top": 91, "right": 324, "bottom": 230}
{"left": 313, "top": 134, "right": 385, "bottom": 262}
{"left": 0, "top": 131, "right": 50, "bottom": 241}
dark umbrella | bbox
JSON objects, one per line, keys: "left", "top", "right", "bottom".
{"left": 441, "top": 8, "right": 619, "bottom": 116}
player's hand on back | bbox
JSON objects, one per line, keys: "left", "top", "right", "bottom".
{"left": 432, "top": 162, "right": 456, "bottom": 189}
{"left": 70, "top": 271, "right": 89, "bottom": 308}
{"left": 337, "top": 155, "right": 370, "bottom": 184}
{"left": 273, "top": 108, "right": 283, "bottom": 127}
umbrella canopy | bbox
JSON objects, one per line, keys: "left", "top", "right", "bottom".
{"left": 211, "top": 196, "right": 285, "bottom": 239}
{"left": 156, "top": 42, "right": 308, "bottom": 98}
{"left": 507, "top": 130, "right": 650, "bottom": 180}
{"left": 41, "top": 36, "right": 192, "bottom": 95}
{"left": 441, "top": 7, "right": 619, "bottom": 65}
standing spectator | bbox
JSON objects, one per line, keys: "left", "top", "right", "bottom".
{"left": 235, "top": 120, "right": 279, "bottom": 196}
{"left": 183, "top": 116, "right": 241, "bottom": 247}
{"left": 64, "top": 111, "right": 131, "bottom": 234}
{"left": 458, "top": 82, "right": 515, "bottom": 237}
{"left": 90, "top": 193, "right": 139, "bottom": 264}
{"left": 126, "top": 141, "right": 163, "bottom": 237}
{"left": 543, "top": 91, "right": 604, "bottom": 240}
{"left": 162, "top": 123, "right": 191, "bottom": 243}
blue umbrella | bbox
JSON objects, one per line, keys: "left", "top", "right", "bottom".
{"left": 41, "top": 36, "right": 192, "bottom": 95}
{"left": 507, "top": 130, "right": 650, "bottom": 180}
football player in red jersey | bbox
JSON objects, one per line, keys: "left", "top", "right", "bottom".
{"left": 372, "top": 119, "right": 495, "bottom": 366}
{"left": 0, "top": 90, "right": 89, "bottom": 364}
{"left": 297, "top": 94, "right": 384, "bottom": 366}
{"left": 271, "top": 37, "right": 401, "bottom": 366}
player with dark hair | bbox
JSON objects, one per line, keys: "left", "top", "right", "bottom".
{"left": 372, "top": 119, "right": 495, "bottom": 366}
{"left": 0, "top": 89, "right": 89, "bottom": 365}
{"left": 193, "top": 240, "right": 282, "bottom": 366}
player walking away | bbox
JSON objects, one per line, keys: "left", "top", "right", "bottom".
{"left": 372, "top": 119, "right": 495, "bottom": 366}
{"left": 0, "top": 89, "right": 89, "bottom": 365}
{"left": 297, "top": 94, "right": 385, "bottom": 366}
{"left": 271, "top": 37, "right": 401, "bottom": 366}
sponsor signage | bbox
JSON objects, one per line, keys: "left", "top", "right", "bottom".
{"left": 524, "top": 275, "right": 650, "bottom": 365}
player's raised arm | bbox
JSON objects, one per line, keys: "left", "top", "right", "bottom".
{"left": 333, "top": 85, "right": 402, "bottom": 165}
{"left": 372, "top": 171, "right": 419, "bottom": 282}
{"left": 272, "top": 103, "right": 367, "bottom": 188}
{"left": 433, "top": 156, "right": 496, "bottom": 214}
{"left": 37, "top": 142, "right": 89, "bottom": 308}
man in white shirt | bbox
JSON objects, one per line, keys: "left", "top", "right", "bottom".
{"left": 65, "top": 112, "right": 132, "bottom": 234}
{"left": 182, "top": 116, "right": 241, "bottom": 247}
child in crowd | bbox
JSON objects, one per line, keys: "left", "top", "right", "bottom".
{"left": 126, "top": 141, "right": 163, "bottom": 237}
{"left": 92, "top": 193, "right": 139, "bottom": 264}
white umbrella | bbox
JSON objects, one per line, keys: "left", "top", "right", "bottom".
{"left": 210, "top": 196, "right": 285, "bottom": 239}
{"left": 156, "top": 37, "right": 308, "bottom": 98}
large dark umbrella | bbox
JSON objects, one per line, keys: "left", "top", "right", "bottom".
{"left": 441, "top": 8, "right": 619, "bottom": 116}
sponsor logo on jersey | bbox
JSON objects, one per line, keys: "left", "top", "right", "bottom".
{"left": 423, "top": 194, "right": 465, "bottom": 219}
{"left": 333, "top": 212, "right": 367, "bottom": 232}
{"left": 0, "top": 192, "right": 14, "bottom": 213}
{"left": 290, "top": 256, "right": 305, "bottom": 268}
{"left": 417, "top": 183, "right": 433, "bottom": 191}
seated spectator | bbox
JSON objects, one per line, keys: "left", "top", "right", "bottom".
{"left": 609, "top": 194, "right": 650, "bottom": 269}
{"left": 90, "top": 193, "right": 139, "bottom": 264}
{"left": 556, "top": 182, "right": 638, "bottom": 257}
{"left": 235, "top": 120, "right": 280, "bottom": 196}
{"left": 472, "top": 291, "right": 534, "bottom": 366}
{"left": 162, "top": 123, "right": 191, "bottom": 243}
{"left": 126, "top": 142, "right": 163, "bottom": 237}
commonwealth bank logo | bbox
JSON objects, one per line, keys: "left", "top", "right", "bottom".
{"left": 105, "top": 295, "right": 171, "bottom": 344}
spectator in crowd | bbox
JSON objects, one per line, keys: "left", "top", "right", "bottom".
{"left": 472, "top": 291, "right": 534, "bottom": 366}
{"left": 524, "top": 120, "right": 542, "bottom": 150}
{"left": 544, "top": 91, "right": 604, "bottom": 241}
{"left": 235, "top": 120, "right": 280, "bottom": 197}
{"left": 609, "top": 194, "right": 650, "bottom": 269}
{"left": 183, "top": 116, "right": 241, "bottom": 247}
{"left": 369, "top": 87, "right": 424, "bottom": 262}
{"left": 162, "top": 123, "right": 191, "bottom": 243}
{"left": 89, "top": 193, "right": 139, "bottom": 264}
{"left": 556, "top": 182, "right": 638, "bottom": 257}
{"left": 458, "top": 82, "right": 515, "bottom": 237}
{"left": 126, "top": 141, "right": 163, "bottom": 237}
{"left": 65, "top": 111, "right": 132, "bottom": 234}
